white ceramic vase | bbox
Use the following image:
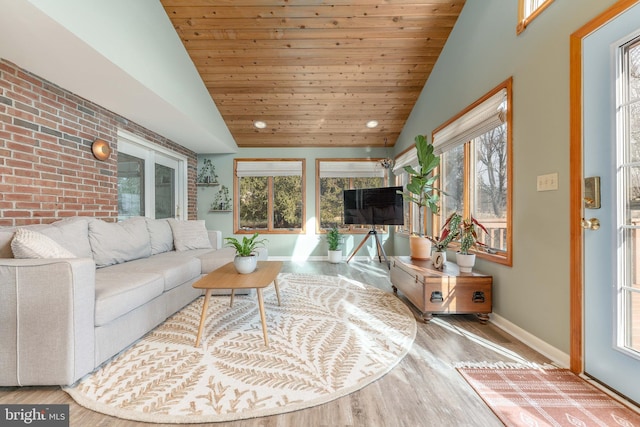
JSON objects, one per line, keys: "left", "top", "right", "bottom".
{"left": 328, "top": 249, "right": 342, "bottom": 263}
{"left": 234, "top": 254, "right": 257, "bottom": 274}
{"left": 456, "top": 253, "right": 476, "bottom": 273}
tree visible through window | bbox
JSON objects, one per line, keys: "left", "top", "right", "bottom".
{"left": 235, "top": 159, "right": 305, "bottom": 233}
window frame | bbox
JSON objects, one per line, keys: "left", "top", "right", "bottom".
{"left": 517, "top": 0, "right": 554, "bottom": 34}
{"left": 432, "top": 78, "right": 513, "bottom": 266}
{"left": 316, "top": 158, "right": 388, "bottom": 234}
{"left": 233, "top": 158, "right": 306, "bottom": 234}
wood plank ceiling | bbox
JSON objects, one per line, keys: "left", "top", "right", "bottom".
{"left": 161, "top": 0, "right": 465, "bottom": 148}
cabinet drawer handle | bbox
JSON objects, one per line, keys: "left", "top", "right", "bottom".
{"left": 472, "top": 291, "right": 485, "bottom": 303}
{"left": 430, "top": 291, "right": 444, "bottom": 303}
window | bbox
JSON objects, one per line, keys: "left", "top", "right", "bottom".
{"left": 234, "top": 159, "right": 305, "bottom": 233}
{"left": 517, "top": 0, "right": 554, "bottom": 34}
{"left": 393, "top": 149, "right": 422, "bottom": 236}
{"left": 317, "top": 159, "right": 386, "bottom": 232}
{"left": 432, "top": 78, "right": 512, "bottom": 266}
{"left": 117, "top": 130, "right": 187, "bottom": 221}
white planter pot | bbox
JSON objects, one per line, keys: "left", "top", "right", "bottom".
{"left": 328, "top": 249, "right": 342, "bottom": 263}
{"left": 234, "top": 255, "right": 257, "bottom": 274}
{"left": 456, "top": 253, "right": 476, "bottom": 273}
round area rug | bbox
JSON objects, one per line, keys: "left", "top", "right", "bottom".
{"left": 64, "top": 273, "right": 416, "bottom": 424}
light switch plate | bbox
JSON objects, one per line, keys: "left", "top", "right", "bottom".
{"left": 537, "top": 173, "right": 558, "bottom": 191}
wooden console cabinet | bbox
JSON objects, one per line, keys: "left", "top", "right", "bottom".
{"left": 390, "top": 256, "right": 492, "bottom": 323}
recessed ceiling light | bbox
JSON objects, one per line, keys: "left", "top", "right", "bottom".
{"left": 366, "top": 120, "right": 379, "bottom": 128}
{"left": 254, "top": 120, "right": 267, "bottom": 129}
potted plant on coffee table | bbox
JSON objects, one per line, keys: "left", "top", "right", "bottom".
{"left": 428, "top": 212, "right": 462, "bottom": 269}
{"left": 398, "top": 134, "right": 443, "bottom": 260}
{"left": 224, "top": 232, "right": 268, "bottom": 274}
{"left": 326, "top": 226, "right": 343, "bottom": 263}
{"left": 456, "top": 216, "right": 488, "bottom": 273}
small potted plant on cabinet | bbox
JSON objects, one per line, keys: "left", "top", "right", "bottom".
{"left": 456, "top": 216, "right": 488, "bottom": 273}
{"left": 326, "top": 226, "right": 342, "bottom": 263}
{"left": 428, "top": 212, "right": 462, "bottom": 269}
{"left": 398, "top": 134, "right": 443, "bottom": 260}
{"left": 224, "top": 232, "right": 268, "bottom": 274}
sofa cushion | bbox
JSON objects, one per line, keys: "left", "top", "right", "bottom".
{"left": 102, "top": 252, "right": 201, "bottom": 292}
{"left": 145, "top": 218, "right": 174, "bottom": 255}
{"left": 168, "top": 219, "right": 212, "bottom": 251}
{"left": 89, "top": 217, "right": 152, "bottom": 267}
{"left": 94, "top": 270, "right": 164, "bottom": 326}
{"left": 0, "top": 218, "right": 91, "bottom": 259}
{"left": 40, "top": 218, "right": 93, "bottom": 258}
{"left": 196, "top": 247, "right": 237, "bottom": 274}
{"left": 10, "top": 228, "right": 77, "bottom": 259}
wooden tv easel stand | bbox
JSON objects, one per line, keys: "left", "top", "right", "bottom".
{"left": 389, "top": 256, "right": 493, "bottom": 323}
{"left": 346, "top": 227, "right": 390, "bottom": 269}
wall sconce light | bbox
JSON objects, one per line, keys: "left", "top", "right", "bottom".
{"left": 91, "top": 138, "right": 111, "bottom": 161}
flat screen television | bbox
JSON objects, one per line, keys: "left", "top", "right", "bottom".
{"left": 343, "top": 186, "right": 404, "bottom": 226}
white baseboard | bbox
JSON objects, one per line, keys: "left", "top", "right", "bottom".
{"left": 490, "top": 313, "right": 570, "bottom": 368}
{"left": 266, "top": 256, "right": 372, "bottom": 262}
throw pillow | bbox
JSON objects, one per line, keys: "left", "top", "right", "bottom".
{"left": 11, "top": 228, "right": 77, "bottom": 259}
{"left": 146, "top": 218, "right": 174, "bottom": 255}
{"left": 168, "top": 219, "right": 212, "bottom": 251}
{"left": 89, "top": 217, "right": 152, "bottom": 267}
{"left": 39, "top": 218, "right": 93, "bottom": 258}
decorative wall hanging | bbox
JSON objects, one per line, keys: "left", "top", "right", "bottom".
{"left": 197, "top": 158, "right": 219, "bottom": 184}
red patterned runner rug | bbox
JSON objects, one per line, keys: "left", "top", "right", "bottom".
{"left": 456, "top": 363, "right": 640, "bottom": 427}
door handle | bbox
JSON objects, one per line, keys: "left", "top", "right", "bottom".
{"left": 581, "top": 217, "right": 600, "bottom": 230}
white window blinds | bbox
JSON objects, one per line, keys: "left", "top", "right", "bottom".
{"left": 319, "top": 161, "right": 384, "bottom": 178}
{"left": 236, "top": 160, "right": 303, "bottom": 177}
{"left": 432, "top": 88, "right": 507, "bottom": 155}
{"left": 392, "top": 148, "right": 418, "bottom": 174}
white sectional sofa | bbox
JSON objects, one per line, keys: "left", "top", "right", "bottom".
{"left": 0, "top": 216, "right": 266, "bottom": 386}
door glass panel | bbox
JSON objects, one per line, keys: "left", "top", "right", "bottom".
{"left": 155, "top": 163, "right": 175, "bottom": 219}
{"left": 620, "top": 37, "right": 640, "bottom": 358}
{"left": 628, "top": 291, "right": 640, "bottom": 351}
{"left": 630, "top": 102, "right": 640, "bottom": 163}
{"left": 118, "top": 152, "right": 144, "bottom": 220}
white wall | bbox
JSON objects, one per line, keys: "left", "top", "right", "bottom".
{"left": 394, "top": 0, "right": 619, "bottom": 354}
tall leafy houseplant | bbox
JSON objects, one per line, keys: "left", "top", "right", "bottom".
{"left": 398, "top": 134, "right": 442, "bottom": 259}
{"left": 224, "top": 233, "right": 268, "bottom": 274}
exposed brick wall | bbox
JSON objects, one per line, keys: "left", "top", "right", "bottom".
{"left": 0, "top": 59, "right": 198, "bottom": 227}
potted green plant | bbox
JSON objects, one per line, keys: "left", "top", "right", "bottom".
{"left": 398, "top": 134, "right": 442, "bottom": 260}
{"left": 428, "top": 212, "right": 462, "bottom": 268}
{"left": 224, "top": 232, "right": 268, "bottom": 274}
{"left": 326, "top": 226, "right": 342, "bottom": 263}
{"left": 455, "top": 216, "right": 488, "bottom": 273}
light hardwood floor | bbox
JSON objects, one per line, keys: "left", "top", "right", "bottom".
{"left": 0, "top": 260, "right": 553, "bottom": 426}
